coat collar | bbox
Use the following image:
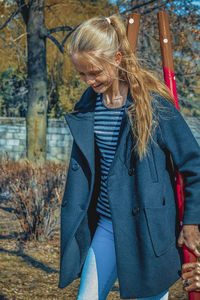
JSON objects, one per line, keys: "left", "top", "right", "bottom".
{"left": 73, "top": 86, "right": 134, "bottom": 114}
{"left": 64, "top": 87, "right": 134, "bottom": 176}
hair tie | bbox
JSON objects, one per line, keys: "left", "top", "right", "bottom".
{"left": 105, "top": 17, "right": 111, "bottom": 24}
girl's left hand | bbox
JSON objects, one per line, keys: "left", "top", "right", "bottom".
{"left": 178, "top": 225, "right": 200, "bottom": 257}
{"left": 182, "top": 262, "right": 200, "bottom": 292}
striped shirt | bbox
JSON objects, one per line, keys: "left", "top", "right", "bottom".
{"left": 94, "top": 93, "right": 125, "bottom": 219}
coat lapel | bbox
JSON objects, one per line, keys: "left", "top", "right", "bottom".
{"left": 107, "top": 106, "right": 132, "bottom": 175}
{"left": 65, "top": 111, "right": 95, "bottom": 177}
{"left": 64, "top": 87, "right": 134, "bottom": 176}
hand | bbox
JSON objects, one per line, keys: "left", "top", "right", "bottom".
{"left": 182, "top": 262, "right": 200, "bottom": 292}
{"left": 178, "top": 225, "right": 200, "bottom": 257}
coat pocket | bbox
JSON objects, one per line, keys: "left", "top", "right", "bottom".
{"left": 144, "top": 206, "right": 176, "bottom": 256}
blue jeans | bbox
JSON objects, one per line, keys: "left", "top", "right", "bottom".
{"left": 77, "top": 216, "right": 169, "bottom": 300}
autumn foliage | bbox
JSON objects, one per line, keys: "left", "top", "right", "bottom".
{"left": 0, "top": 0, "right": 199, "bottom": 118}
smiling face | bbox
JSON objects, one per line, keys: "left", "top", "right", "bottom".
{"left": 71, "top": 52, "right": 121, "bottom": 94}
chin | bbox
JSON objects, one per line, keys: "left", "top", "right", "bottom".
{"left": 92, "top": 85, "right": 107, "bottom": 93}
{"left": 92, "top": 85, "right": 103, "bottom": 92}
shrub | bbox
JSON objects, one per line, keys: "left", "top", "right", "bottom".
{"left": 0, "top": 159, "right": 67, "bottom": 241}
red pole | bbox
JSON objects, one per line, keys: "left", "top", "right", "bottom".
{"left": 157, "top": 11, "right": 200, "bottom": 300}
{"left": 127, "top": 13, "right": 141, "bottom": 53}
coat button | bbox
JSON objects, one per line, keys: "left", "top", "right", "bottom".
{"left": 128, "top": 168, "right": 134, "bottom": 176}
{"left": 132, "top": 207, "right": 140, "bottom": 216}
{"left": 72, "top": 162, "right": 79, "bottom": 171}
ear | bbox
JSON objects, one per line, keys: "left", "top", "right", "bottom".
{"left": 115, "top": 52, "right": 122, "bottom": 66}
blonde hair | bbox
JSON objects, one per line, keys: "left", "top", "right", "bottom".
{"left": 68, "top": 15, "right": 174, "bottom": 160}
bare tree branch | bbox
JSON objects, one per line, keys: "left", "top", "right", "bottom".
{"left": 44, "top": 2, "right": 67, "bottom": 9}
{"left": 61, "top": 30, "right": 74, "bottom": 48}
{"left": 121, "top": 0, "right": 157, "bottom": 14}
{"left": 13, "top": 42, "right": 27, "bottom": 69}
{"left": 46, "top": 29, "right": 75, "bottom": 53}
{"left": 16, "top": 0, "right": 29, "bottom": 24}
{"left": 0, "top": 0, "right": 30, "bottom": 31}
{"left": 46, "top": 24, "right": 78, "bottom": 53}
{"left": 48, "top": 26, "right": 72, "bottom": 34}
{"left": 46, "top": 34, "right": 64, "bottom": 53}
{"left": 144, "top": 32, "right": 159, "bottom": 42}
{"left": 143, "top": 0, "right": 170, "bottom": 15}
{"left": 176, "top": 72, "right": 200, "bottom": 76}
{"left": 0, "top": 8, "right": 21, "bottom": 31}
{"left": 12, "top": 33, "right": 27, "bottom": 43}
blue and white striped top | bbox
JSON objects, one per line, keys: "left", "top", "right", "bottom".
{"left": 94, "top": 93, "right": 125, "bottom": 219}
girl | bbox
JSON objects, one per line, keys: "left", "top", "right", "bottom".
{"left": 58, "top": 15, "right": 200, "bottom": 300}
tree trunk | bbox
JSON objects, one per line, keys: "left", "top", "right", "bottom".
{"left": 26, "top": 0, "right": 47, "bottom": 162}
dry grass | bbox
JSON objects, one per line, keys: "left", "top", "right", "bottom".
{"left": 0, "top": 160, "right": 67, "bottom": 241}
{"left": 0, "top": 206, "right": 188, "bottom": 300}
{"left": 0, "top": 160, "right": 189, "bottom": 299}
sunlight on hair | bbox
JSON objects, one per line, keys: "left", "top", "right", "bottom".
{"left": 68, "top": 14, "right": 174, "bottom": 160}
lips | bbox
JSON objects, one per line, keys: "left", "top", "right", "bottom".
{"left": 92, "top": 83, "right": 102, "bottom": 88}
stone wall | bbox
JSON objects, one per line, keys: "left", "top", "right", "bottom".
{"left": 0, "top": 118, "right": 26, "bottom": 161}
{"left": 46, "top": 118, "right": 73, "bottom": 162}
{"left": 0, "top": 116, "right": 199, "bottom": 163}
{"left": 0, "top": 117, "right": 73, "bottom": 162}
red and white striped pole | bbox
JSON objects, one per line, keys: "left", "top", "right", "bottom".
{"left": 157, "top": 11, "right": 200, "bottom": 300}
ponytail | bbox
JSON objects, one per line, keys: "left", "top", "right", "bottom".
{"left": 68, "top": 14, "right": 174, "bottom": 160}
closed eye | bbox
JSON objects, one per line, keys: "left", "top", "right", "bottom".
{"left": 78, "top": 71, "right": 102, "bottom": 76}
{"left": 93, "top": 71, "right": 103, "bottom": 76}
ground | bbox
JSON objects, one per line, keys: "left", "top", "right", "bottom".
{"left": 0, "top": 200, "right": 189, "bottom": 300}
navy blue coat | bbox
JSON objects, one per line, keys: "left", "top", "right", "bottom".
{"left": 58, "top": 87, "right": 200, "bottom": 299}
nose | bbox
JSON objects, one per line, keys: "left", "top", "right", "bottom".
{"left": 86, "top": 75, "right": 95, "bottom": 86}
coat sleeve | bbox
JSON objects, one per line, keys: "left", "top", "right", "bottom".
{"left": 155, "top": 96, "right": 200, "bottom": 225}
